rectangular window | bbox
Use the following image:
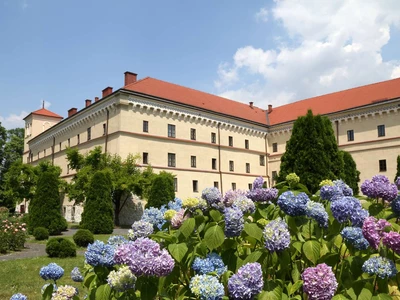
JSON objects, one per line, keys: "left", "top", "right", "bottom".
{"left": 59, "top": 142, "right": 62, "bottom": 151}
{"left": 168, "top": 153, "right": 176, "bottom": 167}
{"left": 229, "top": 160, "right": 234, "bottom": 172}
{"left": 191, "top": 156, "right": 197, "bottom": 168}
{"left": 193, "top": 180, "right": 198, "bottom": 193}
{"left": 229, "top": 136, "right": 233, "bottom": 147}
{"left": 67, "top": 164, "right": 70, "bottom": 175}
{"left": 245, "top": 139, "right": 249, "bottom": 149}
{"left": 214, "top": 181, "right": 219, "bottom": 189}
{"left": 272, "top": 171, "right": 277, "bottom": 183}
{"left": 174, "top": 178, "right": 178, "bottom": 192}
{"left": 248, "top": 183, "right": 253, "bottom": 190}
{"left": 44, "top": 149, "right": 46, "bottom": 156}
{"left": 377, "top": 125, "right": 385, "bottom": 137}
{"left": 379, "top": 159, "right": 387, "bottom": 172}
{"left": 87, "top": 127, "right": 91, "bottom": 141}
{"left": 272, "top": 143, "right": 278, "bottom": 153}
{"left": 37, "top": 152, "right": 39, "bottom": 159}
{"left": 347, "top": 130, "right": 354, "bottom": 141}
{"left": 103, "top": 123, "right": 107, "bottom": 135}
{"left": 260, "top": 155, "right": 265, "bottom": 166}
{"left": 77, "top": 134, "right": 80, "bottom": 144}
{"left": 68, "top": 138, "right": 70, "bottom": 147}
{"left": 168, "top": 124, "right": 176, "bottom": 138}
{"left": 232, "top": 183, "right": 236, "bottom": 190}
{"left": 212, "top": 158, "right": 217, "bottom": 170}
{"left": 211, "top": 132, "right": 216, "bottom": 144}
{"left": 143, "top": 120, "right": 149, "bottom": 133}
{"left": 246, "top": 163, "right": 250, "bottom": 173}
{"left": 190, "top": 128, "right": 196, "bottom": 140}
{"left": 143, "top": 152, "right": 148, "bottom": 165}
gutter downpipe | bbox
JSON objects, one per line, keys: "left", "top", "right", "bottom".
{"left": 105, "top": 108, "right": 110, "bottom": 154}
{"left": 218, "top": 122, "right": 223, "bottom": 194}
{"left": 264, "top": 133, "right": 269, "bottom": 187}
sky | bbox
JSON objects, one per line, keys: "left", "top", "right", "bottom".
{"left": 1, "top": 0, "right": 400, "bottom": 129}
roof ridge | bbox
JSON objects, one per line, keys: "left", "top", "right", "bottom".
{"left": 123, "top": 76, "right": 151, "bottom": 89}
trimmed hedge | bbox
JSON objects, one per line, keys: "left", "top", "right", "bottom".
{"left": 45, "top": 238, "right": 76, "bottom": 258}
{"left": 73, "top": 229, "right": 94, "bottom": 247}
{"left": 33, "top": 227, "right": 49, "bottom": 241}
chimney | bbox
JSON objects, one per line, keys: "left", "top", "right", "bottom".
{"left": 249, "top": 102, "right": 254, "bottom": 108}
{"left": 102, "top": 87, "right": 113, "bottom": 98}
{"left": 68, "top": 108, "right": 77, "bottom": 117}
{"left": 124, "top": 71, "right": 138, "bottom": 86}
{"left": 85, "top": 99, "right": 92, "bottom": 107}
{"left": 94, "top": 97, "right": 99, "bottom": 102}
{"left": 268, "top": 104, "right": 273, "bottom": 113}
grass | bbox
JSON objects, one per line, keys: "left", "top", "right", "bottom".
{"left": 0, "top": 256, "right": 84, "bottom": 300}
{"left": 28, "top": 234, "right": 114, "bottom": 246}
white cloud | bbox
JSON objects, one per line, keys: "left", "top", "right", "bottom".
{"left": 255, "top": 7, "right": 268, "bottom": 22}
{"left": 0, "top": 111, "right": 28, "bottom": 129}
{"left": 216, "top": 1, "right": 400, "bottom": 109}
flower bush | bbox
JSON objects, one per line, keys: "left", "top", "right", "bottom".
{"left": 0, "top": 218, "right": 27, "bottom": 253}
{"left": 9, "top": 174, "right": 400, "bottom": 299}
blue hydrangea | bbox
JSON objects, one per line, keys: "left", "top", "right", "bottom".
{"left": 85, "top": 240, "right": 115, "bottom": 267}
{"left": 107, "top": 235, "right": 128, "bottom": 247}
{"left": 305, "top": 201, "right": 328, "bottom": 227}
{"left": 333, "top": 180, "right": 353, "bottom": 196}
{"left": 128, "top": 220, "right": 154, "bottom": 240}
{"left": 10, "top": 293, "right": 27, "bottom": 300}
{"left": 263, "top": 218, "right": 291, "bottom": 252}
{"left": 202, "top": 187, "right": 223, "bottom": 209}
{"left": 39, "top": 263, "right": 64, "bottom": 281}
{"left": 167, "top": 197, "right": 183, "bottom": 211}
{"left": 391, "top": 195, "right": 400, "bottom": 216}
{"left": 228, "top": 262, "right": 263, "bottom": 299}
{"left": 192, "top": 253, "right": 227, "bottom": 276}
{"left": 224, "top": 207, "right": 244, "bottom": 238}
{"left": 350, "top": 208, "right": 369, "bottom": 227}
{"left": 362, "top": 256, "right": 397, "bottom": 278}
{"left": 330, "top": 196, "right": 366, "bottom": 226}
{"left": 141, "top": 207, "right": 167, "bottom": 230}
{"left": 341, "top": 227, "right": 370, "bottom": 250}
{"left": 320, "top": 180, "right": 353, "bottom": 201}
{"left": 277, "top": 191, "right": 309, "bottom": 216}
{"left": 189, "top": 274, "right": 225, "bottom": 300}
{"left": 70, "top": 267, "right": 84, "bottom": 282}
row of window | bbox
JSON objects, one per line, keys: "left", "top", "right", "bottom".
{"left": 347, "top": 124, "right": 386, "bottom": 142}
{"left": 174, "top": 178, "right": 253, "bottom": 193}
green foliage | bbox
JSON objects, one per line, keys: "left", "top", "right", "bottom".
{"left": 278, "top": 110, "right": 344, "bottom": 193}
{"left": 0, "top": 217, "right": 27, "bottom": 253}
{"left": 28, "top": 166, "right": 67, "bottom": 235}
{"left": 395, "top": 155, "right": 400, "bottom": 182}
{"left": 73, "top": 229, "right": 94, "bottom": 247}
{"left": 80, "top": 171, "right": 114, "bottom": 234}
{"left": 33, "top": 227, "right": 49, "bottom": 240}
{"left": 45, "top": 237, "right": 76, "bottom": 258}
{"left": 146, "top": 171, "right": 175, "bottom": 208}
{"left": 340, "top": 150, "right": 360, "bottom": 195}
{"left": 0, "top": 206, "right": 9, "bottom": 220}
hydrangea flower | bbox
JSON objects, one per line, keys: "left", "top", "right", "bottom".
{"left": 70, "top": 267, "right": 84, "bottom": 282}
{"left": 52, "top": 285, "right": 78, "bottom": 299}
{"left": 114, "top": 237, "right": 174, "bottom": 277}
{"left": 391, "top": 196, "right": 400, "bottom": 216}
{"left": 85, "top": 240, "right": 115, "bottom": 267}
{"left": 319, "top": 179, "right": 334, "bottom": 187}
{"left": 182, "top": 197, "right": 208, "bottom": 212}
{"left": 108, "top": 235, "right": 128, "bottom": 247}
{"left": 382, "top": 231, "right": 400, "bottom": 254}
{"left": 41, "top": 283, "right": 57, "bottom": 294}
{"left": 252, "top": 176, "right": 264, "bottom": 189}
{"left": 301, "top": 263, "right": 338, "bottom": 300}
{"left": 171, "top": 209, "right": 189, "bottom": 229}
{"left": 141, "top": 207, "right": 167, "bottom": 231}
{"left": 228, "top": 262, "right": 263, "bottom": 299}
{"left": 263, "top": 218, "right": 291, "bottom": 252}
{"left": 224, "top": 207, "right": 244, "bottom": 238}
{"left": 232, "top": 195, "right": 255, "bottom": 214}
{"left": 305, "top": 201, "right": 328, "bottom": 227}
{"left": 107, "top": 266, "right": 137, "bottom": 292}
{"left": 202, "top": 187, "right": 222, "bottom": 209}
{"left": 330, "top": 197, "right": 366, "bottom": 226}
{"left": 286, "top": 173, "right": 300, "bottom": 185}
{"left": 39, "top": 263, "right": 64, "bottom": 281}
{"left": 189, "top": 274, "right": 225, "bottom": 300}
{"left": 333, "top": 180, "right": 353, "bottom": 196}
{"left": 277, "top": 191, "right": 309, "bottom": 216}
{"left": 320, "top": 180, "right": 352, "bottom": 201}
{"left": 164, "top": 209, "right": 177, "bottom": 220}
{"left": 246, "top": 187, "right": 278, "bottom": 203}
{"left": 192, "top": 253, "right": 227, "bottom": 276}
{"left": 10, "top": 293, "right": 27, "bottom": 300}
{"left": 362, "top": 216, "right": 391, "bottom": 249}
{"left": 128, "top": 220, "right": 154, "bottom": 240}
{"left": 167, "top": 197, "right": 183, "bottom": 211}
{"left": 223, "top": 190, "right": 247, "bottom": 207}
{"left": 341, "top": 227, "right": 370, "bottom": 250}
{"left": 362, "top": 256, "right": 397, "bottom": 278}
{"left": 361, "top": 175, "right": 398, "bottom": 201}
{"left": 349, "top": 208, "right": 369, "bottom": 227}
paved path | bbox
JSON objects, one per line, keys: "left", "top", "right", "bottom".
{"left": 0, "top": 228, "right": 129, "bottom": 261}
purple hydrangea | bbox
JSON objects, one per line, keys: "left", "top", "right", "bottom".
{"left": 228, "top": 262, "right": 263, "bottom": 299}
{"left": 223, "top": 190, "right": 247, "bottom": 207}
{"left": 362, "top": 216, "right": 391, "bottom": 250}
{"left": 202, "top": 187, "right": 223, "bottom": 209}
{"left": 252, "top": 176, "right": 264, "bottom": 189}
{"left": 85, "top": 240, "right": 115, "bottom": 267}
{"left": 10, "top": 294, "right": 27, "bottom": 300}
{"left": 277, "top": 191, "right": 309, "bottom": 216}
{"left": 391, "top": 195, "right": 400, "bottom": 216}
{"left": 341, "top": 227, "right": 369, "bottom": 250}
{"left": 114, "top": 237, "right": 174, "bottom": 277}
{"left": 246, "top": 188, "right": 278, "bottom": 203}
{"left": 382, "top": 231, "right": 400, "bottom": 254}
{"left": 263, "top": 218, "right": 291, "bottom": 252}
{"left": 320, "top": 180, "right": 352, "bottom": 202}
{"left": 362, "top": 256, "right": 397, "bottom": 278}
{"left": 141, "top": 207, "right": 167, "bottom": 231}
{"left": 224, "top": 207, "right": 244, "bottom": 238}
{"left": 305, "top": 201, "right": 328, "bottom": 227}
{"left": 70, "top": 267, "right": 84, "bottom": 282}
{"left": 192, "top": 253, "right": 227, "bottom": 276}
{"left": 39, "top": 263, "right": 64, "bottom": 281}
{"left": 301, "top": 263, "right": 338, "bottom": 300}
{"left": 330, "top": 197, "right": 366, "bottom": 226}
{"left": 189, "top": 274, "right": 225, "bottom": 300}
{"left": 361, "top": 175, "right": 398, "bottom": 201}
{"left": 128, "top": 220, "right": 154, "bottom": 240}
{"left": 170, "top": 209, "right": 189, "bottom": 229}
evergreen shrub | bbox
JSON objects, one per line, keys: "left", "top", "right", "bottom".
{"left": 146, "top": 171, "right": 175, "bottom": 208}
{"left": 45, "top": 238, "right": 76, "bottom": 258}
{"left": 73, "top": 229, "right": 94, "bottom": 247}
{"left": 33, "top": 227, "right": 49, "bottom": 241}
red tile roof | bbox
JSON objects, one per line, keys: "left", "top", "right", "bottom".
{"left": 123, "top": 77, "right": 267, "bottom": 125}
{"left": 268, "top": 77, "right": 400, "bottom": 125}
{"left": 24, "top": 108, "right": 63, "bottom": 120}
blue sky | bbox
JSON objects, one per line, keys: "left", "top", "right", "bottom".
{"left": 1, "top": 0, "right": 400, "bottom": 129}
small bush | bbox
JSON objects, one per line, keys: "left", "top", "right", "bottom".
{"left": 33, "top": 227, "right": 49, "bottom": 241}
{"left": 73, "top": 229, "right": 94, "bottom": 247}
{"left": 0, "top": 207, "right": 9, "bottom": 220}
{"left": 46, "top": 238, "right": 76, "bottom": 258}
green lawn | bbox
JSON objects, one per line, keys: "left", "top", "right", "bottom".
{"left": 27, "top": 234, "right": 114, "bottom": 246}
{"left": 0, "top": 256, "right": 85, "bottom": 300}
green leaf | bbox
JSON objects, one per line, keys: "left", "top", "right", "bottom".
{"left": 83, "top": 273, "right": 96, "bottom": 289}
{"left": 94, "top": 284, "right": 112, "bottom": 300}
{"left": 244, "top": 223, "right": 263, "bottom": 241}
{"left": 138, "top": 277, "right": 158, "bottom": 300}
{"left": 371, "top": 294, "right": 393, "bottom": 300}
{"left": 259, "top": 280, "right": 282, "bottom": 300}
{"left": 179, "top": 218, "right": 195, "bottom": 239}
{"left": 332, "top": 295, "right": 351, "bottom": 300}
{"left": 302, "top": 240, "right": 321, "bottom": 265}
{"left": 168, "top": 243, "right": 188, "bottom": 263}
{"left": 289, "top": 280, "right": 303, "bottom": 295}
{"left": 242, "top": 250, "right": 263, "bottom": 265}
{"left": 42, "top": 283, "right": 54, "bottom": 300}
{"left": 204, "top": 225, "right": 225, "bottom": 250}
{"left": 210, "top": 210, "right": 222, "bottom": 222}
